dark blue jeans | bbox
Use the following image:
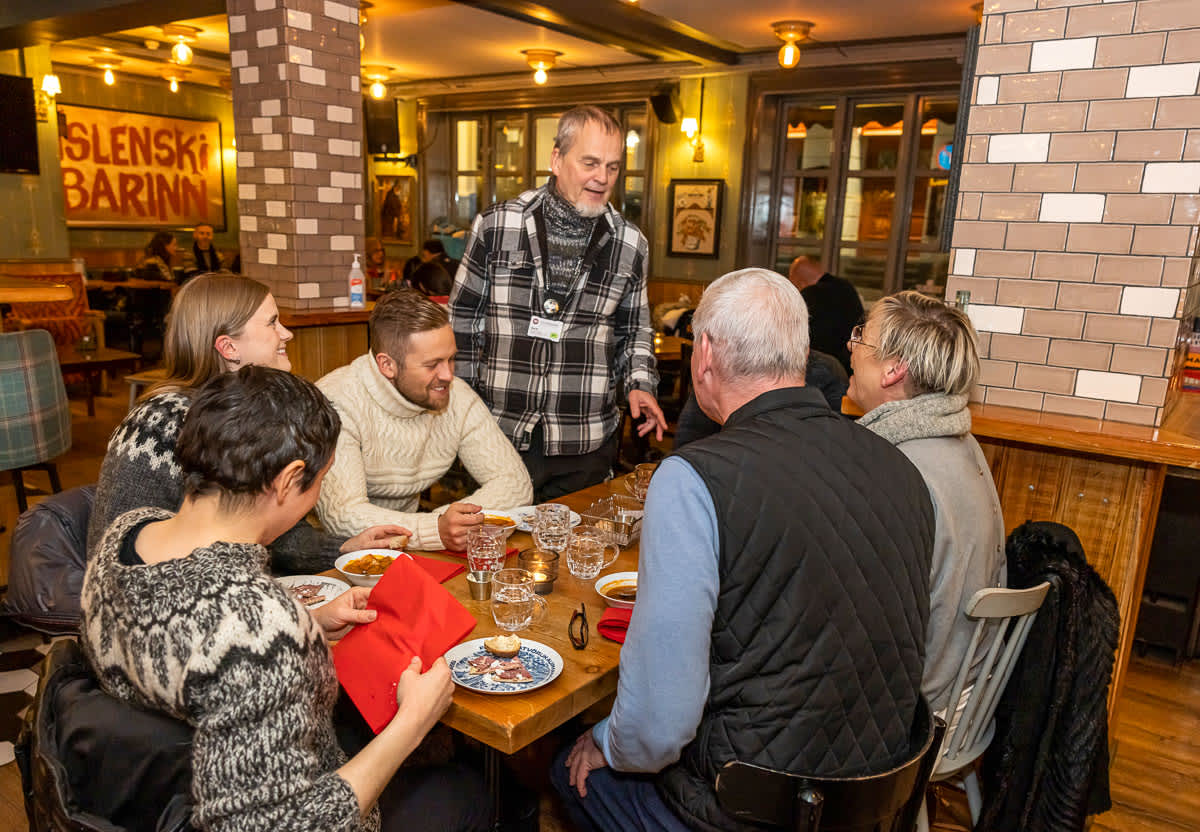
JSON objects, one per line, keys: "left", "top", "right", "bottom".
{"left": 550, "top": 745, "right": 693, "bottom": 832}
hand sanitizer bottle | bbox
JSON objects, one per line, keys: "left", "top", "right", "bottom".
{"left": 348, "top": 253, "right": 365, "bottom": 308}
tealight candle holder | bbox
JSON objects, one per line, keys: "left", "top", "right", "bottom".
{"left": 518, "top": 549, "right": 559, "bottom": 594}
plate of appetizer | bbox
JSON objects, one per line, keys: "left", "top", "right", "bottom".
{"left": 276, "top": 575, "right": 350, "bottom": 609}
{"left": 445, "top": 635, "right": 564, "bottom": 694}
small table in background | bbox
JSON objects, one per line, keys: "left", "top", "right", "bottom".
{"left": 0, "top": 277, "right": 74, "bottom": 332}
{"left": 56, "top": 345, "right": 141, "bottom": 417}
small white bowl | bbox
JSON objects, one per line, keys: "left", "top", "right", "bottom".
{"left": 479, "top": 511, "right": 519, "bottom": 540}
{"left": 595, "top": 571, "right": 638, "bottom": 609}
{"left": 335, "top": 549, "right": 407, "bottom": 587}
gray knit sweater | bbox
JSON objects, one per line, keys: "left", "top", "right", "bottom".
{"left": 88, "top": 391, "right": 344, "bottom": 573}
{"left": 80, "top": 506, "right": 378, "bottom": 832}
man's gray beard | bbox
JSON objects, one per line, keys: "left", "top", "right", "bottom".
{"left": 574, "top": 200, "right": 607, "bottom": 218}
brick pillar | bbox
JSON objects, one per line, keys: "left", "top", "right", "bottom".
{"left": 227, "top": 0, "right": 364, "bottom": 310}
{"left": 951, "top": 0, "right": 1200, "bottom": 426}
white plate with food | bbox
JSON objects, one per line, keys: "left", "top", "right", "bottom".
{"left": 335, "top": 550, "right": 413, "bottom": 587}
{"left": 595, "top": 571, "right": 638, "bottom": 609}
{"left": 277, "top": 575, "right": 350, "bottom": 609}
{"left": 445, "top": 636, "right": 564, "bottom": 695}
{"left": 502, "top": 505, "right": 583, "bottom": 533}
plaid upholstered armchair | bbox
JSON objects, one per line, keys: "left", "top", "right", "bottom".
{"left": 0, "top": 329, "right": 71, "bottom": 514}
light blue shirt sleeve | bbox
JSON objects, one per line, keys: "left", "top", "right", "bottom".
{"left": 592, "top": 455, "right": 720, "bottom": 772}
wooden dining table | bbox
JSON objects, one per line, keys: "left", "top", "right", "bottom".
{"left": 0, "top": 275, "right": 75, "bottom": 304}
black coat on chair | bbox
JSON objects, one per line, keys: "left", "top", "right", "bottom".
{"left": 975, "top": 521, "right": 1118, "bottom": 832}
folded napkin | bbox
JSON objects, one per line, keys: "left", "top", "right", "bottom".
{"left": 333, "top": 554, "right": 477, "bottom": 733}
{"left": 410, "top": 553, "right": 464, "bottom": 584}
{"left": 437, "top": 545, "right": 519, "bottom": 561}
{"left": 598, "top": 608, "right": 632, "bottom": 644}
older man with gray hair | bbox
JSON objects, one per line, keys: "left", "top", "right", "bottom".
{"left": 552, "top": 268, "right": 935, "bottom": 832}
{"left": 848, "top": 290, "right": 1006, "bottom": 718}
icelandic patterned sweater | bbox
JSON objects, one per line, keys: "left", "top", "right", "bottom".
{"left": 87, "top": 391, "right": 344, "bottom": 573}
{"left": 80, "top": 506, "right": 378, "bottom": 832}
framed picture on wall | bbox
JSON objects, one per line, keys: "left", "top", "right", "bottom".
{"left": 376, "top": 175, "right": 414, "bottom": 243}
{"left": 668, "top": 178, "right": 723, "bottom": 258}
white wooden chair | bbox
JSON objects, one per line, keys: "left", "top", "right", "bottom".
{"left": 917, "top": 581, "right": 1051, "bottom": 831}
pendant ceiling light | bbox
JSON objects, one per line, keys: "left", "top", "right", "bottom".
{"left": 771, "top": 20, "right": 813, "bottom": 69}
{"left": 522, "top": 49, "right": 561, "bottom": 86}
{"left": 161, "top": 24, "right": 201, "bottom": 66}
{"left": 91, "top": 56, "right": 122, "bottom": 85}
{"left": 362, "top": 65, "right": 392, "bottom": 100}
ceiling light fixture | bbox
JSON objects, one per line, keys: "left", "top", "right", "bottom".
{"left": 91, "top": 57, "right": 122, "bottom": 85}
{"left": 771, "top": 20, "right": 814, "bottom": 69}
{"left": 161, "top": 24, "right": 201, "bottom": 66}
{"left": 163, "top": 68, "right": 188, "bottom": 93}
{"left": 362, "top": 65, "right": 392, "bottom": 99}
{"left": 359, "top": 1, "right": 373, "bottom": 51}
{"left": 103, "top": 68, "right": 115, "bottom": 85}
{"left": 522, "top": 49, "right": 561, "bottom": 86}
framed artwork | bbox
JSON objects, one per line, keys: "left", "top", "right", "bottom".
{"left": 377, "top": 175, "right": 414, "bottom": 243}
{"left": 668, "top": 178, "right": 723, "bottom": 258}
{"left": 57, "top": 104, "right": 226, "bottom": 229}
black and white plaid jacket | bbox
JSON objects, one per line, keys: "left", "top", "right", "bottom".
{"left": 450, "top": 184, "right": 659, "bottom": 456}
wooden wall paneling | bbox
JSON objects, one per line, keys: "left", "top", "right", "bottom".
{"left": 1052, "top": 455, "right": 1130, "bottom": 576}
{"left": 648, "top": 279, "right": 707, "bottom": 308}
{"left": 993, "top": 444, "right": 1065, "bottom": 533}
{"left": 287, "top": 323, "right": 367, "bottom": 382}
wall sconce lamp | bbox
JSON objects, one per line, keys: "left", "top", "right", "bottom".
{"left": 772, "top": 20, "right": 814, "bottom": 69}
{"left": 681, "top": 78, "right": 706, "bottom": 162}
{"left": 362, "top": 65, "right": 392, "bottom": 99}
{"left": 36, "top": 73, "right": 61, "bottom": 121}
{"left": 522, "top": 49, "right": 561, "bottom": 86}
{"left": 161, "top": 24, "right": 201, "bottom": 66}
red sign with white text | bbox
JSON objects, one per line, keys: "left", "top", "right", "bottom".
{"left": 58, "top": 104, "right": 224, "bottom": 228}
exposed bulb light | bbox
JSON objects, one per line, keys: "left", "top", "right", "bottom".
{"left": 171, "top": 39, "right": 193, "bottom": 65}
{"left": 103, "top": 67, "right": 115, "bottom": 85}
{"left": 626, "top": 130, "right": 640, "bottom": 149}
{"left": 170, "top": 77, "right": 179, "bottom": 93}
{"left": 522, "top": 49, "right": 561, "bottom": 87}
{"left": 41, "top": 74, "right": 61, "bottom": 96}
{"left": 370, "top": 79, "right": 386, "bottom": 99}
{"left": 771, "top": 20, "right": 813, "bottom": 69}
{"left": 680, "top": 117, "right": 698, "bottom": 139}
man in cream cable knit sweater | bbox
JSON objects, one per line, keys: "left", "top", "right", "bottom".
{"left": 316, "top": 289, "right": 532, "bottom": 550}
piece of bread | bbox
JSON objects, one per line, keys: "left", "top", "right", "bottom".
{"left": 389, "top": 534, "right": 409, "bottom": 550}
{"left": 484, "top": 634, "right": 521, "bottom": 658}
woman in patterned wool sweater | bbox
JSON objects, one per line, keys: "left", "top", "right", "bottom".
{"left": 81, "top": 366, "right": 488, "bottom": 831}
{"left": 88, "top": 272, "right": 409, "bottom": 573}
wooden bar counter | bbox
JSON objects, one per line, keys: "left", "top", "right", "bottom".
{"left": 279, "top": 305, "right": 371, "bottom": 382}
{"left": 957, "top": 397, "right": 1200, "bottom": 729}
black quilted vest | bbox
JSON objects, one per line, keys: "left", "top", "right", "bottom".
{"left": 659, "top": 386, "right": 934, "bottom": 831}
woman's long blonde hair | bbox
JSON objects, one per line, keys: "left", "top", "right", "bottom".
{"left": 143, "top": 273, "right": 271, "bottom": 400}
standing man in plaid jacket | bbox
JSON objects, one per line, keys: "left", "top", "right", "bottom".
{"left": 450, "top": 106, "right": 665, "bottom": 500}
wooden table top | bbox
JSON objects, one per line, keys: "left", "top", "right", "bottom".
{"left": 653, "top": 334, "right": 691, "bottom": 363}
{"left": 0, "top": 276, "right": 74, "bottom": 303}
{"left": 56, "top": 345, "right": 142, "bottom": 370}
{"left": 335, "top": 480, "right": 633, "bottom": 755}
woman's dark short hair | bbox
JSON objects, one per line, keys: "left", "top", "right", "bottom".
{"left": 422, "top": 239, "right": 446, "bottom": 256}
{"left": 146, "top": 230, "right": 176, "bottom": 262}
{"left": 177, "top": 366, "right": 341, "bottom": 509}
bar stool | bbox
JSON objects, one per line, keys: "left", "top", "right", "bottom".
{"left": 124, "top": 366, "right": 169, "bottom": 409}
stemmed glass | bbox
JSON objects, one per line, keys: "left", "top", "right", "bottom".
{"left": 532, "top": 503, "right": 571, "bottom": 555}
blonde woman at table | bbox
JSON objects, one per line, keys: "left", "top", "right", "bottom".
{"left": 82, "top": 367, "right": 489, "bottom": 832}
{"left": 88, "top": 272, "right": 410, "bottom": 574}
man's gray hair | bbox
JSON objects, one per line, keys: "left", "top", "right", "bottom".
{"left": 692, "top": 268, "right": 810, "bottom": 381}
{"left": 870, "top": 290, "right": 980, "bottom": 397}
{"left": 555, "top": 106, "right": 621, "bottom": 155}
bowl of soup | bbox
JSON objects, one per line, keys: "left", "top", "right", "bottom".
{"left": 335, "top": 550, "right": 406, "bottom": 587}
{"left": 595, "top": 571, "right": 638, "bottom": 609}
{"left": 480, "top": 511, "right": 519, "bottom": 539}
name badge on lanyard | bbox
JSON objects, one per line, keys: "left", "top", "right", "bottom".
{"left": 528, "top": 315, "right": 564, "bottom": 342}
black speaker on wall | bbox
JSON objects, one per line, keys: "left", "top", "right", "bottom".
{"left": 364, "top": 98, "right": 400, "bottom": 155}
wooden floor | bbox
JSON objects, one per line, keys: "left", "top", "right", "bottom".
{"left": 2, "top": 381, "right": 1199, "bottom": 830}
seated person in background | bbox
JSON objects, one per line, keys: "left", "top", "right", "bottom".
{"left": 316, "top": 289, "right": 532, "bottom": 551}
{"left": 89, "top": 273, "right": 408, "bottom": 572}
{"left": 138, "top": 231, "right": 178, "bottom": 282}
{"left": 553, "top": 268, "right": 934, "bottom": 832}
{"left": 403, "top": 239, "right": 458, "bottom": 285}
{"left": 181, "top": 223, "right": 224, "bottom": 277}
{"left": 365, "top": 237, "right": 388, "bottom": 288}
{"left": 673, "top": 348, "right": 848, "bottom": 448}
{"left": 409, "top": 261, "right": 453, "bottom": 297}
{"left": 849, "top": 290, "right": 1006, "bottom": 717}
{"left": 81, "top": 366, "right": 488, "bottom": 832}
{"left": 788, "top": 255, "right": 864, "bottom": 374}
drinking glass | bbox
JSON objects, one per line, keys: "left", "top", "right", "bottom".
{"left": 626, "top": 463, "right": 656, "bottom": 502}
{"left": 490, "top": 568, "right": 548, "bottom": 633}
{"left": 466, "top": 525, "right": 506, "bottom": 574}
{"left": 533, "top": 503, "right": 572, "bottom": 554}
{"left": 564, "top": 527, "right": 621, "bottom": 580}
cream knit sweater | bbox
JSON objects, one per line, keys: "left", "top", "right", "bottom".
{"left": 315, "top": 354, "right": 532, "bottom": 549}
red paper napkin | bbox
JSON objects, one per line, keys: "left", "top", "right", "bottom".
{"left": 410, "top": 553, "right": 464, "bottom": 584}
{"left": 437, "top": 545, "right": 520, "bottom": 561}
{"left": 598, "top": 608, "right": 632, "bottom": 644}
{"left": 333, "top": 554, "right": 477, "bottom": 733}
